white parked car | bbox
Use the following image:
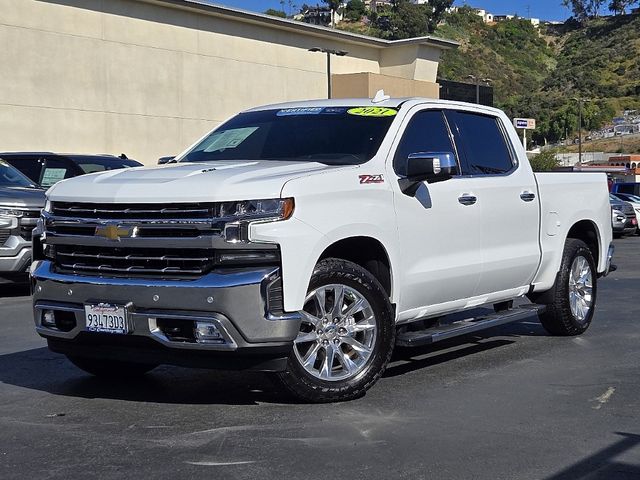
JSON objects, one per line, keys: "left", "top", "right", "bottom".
{"left": 31, "top": 97, "right": 613, "bottom": 402}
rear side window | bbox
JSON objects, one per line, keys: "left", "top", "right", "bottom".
{"left": 393, "top": 110, "right": 456, "bottom": 175}
{"left": 445, "top": 111, "right": 514, "bottom": 175}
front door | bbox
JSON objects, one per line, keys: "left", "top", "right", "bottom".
{"left": 391, "top": 108, "right": 484, "bottom": 318}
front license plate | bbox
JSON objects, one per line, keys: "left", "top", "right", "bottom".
{"left": 84, "top": 303, "right": 129, "bottom": 334}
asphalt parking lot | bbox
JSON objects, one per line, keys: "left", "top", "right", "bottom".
{"left": 1, "top": 238, "right": 639, "bottom": 480}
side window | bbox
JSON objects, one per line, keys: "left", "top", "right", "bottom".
{"left": 40, "top": 158, "right": 76, "bottom": 187}
{"left": 445, "top": 111, "right": 514, "bottom": 175}
{"left": 393, "top": 110, "right": 457, "bottom": 176}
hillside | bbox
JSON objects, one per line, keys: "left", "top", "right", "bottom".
{"left": 434, "top": 9, "right": 640, "bottom": 146}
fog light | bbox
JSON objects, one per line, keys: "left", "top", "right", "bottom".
{"left": 194, "top": 321, "right": 224, "bottom": 344}
{"left": 42, "top": 310, "right": 56, "bottom": 328}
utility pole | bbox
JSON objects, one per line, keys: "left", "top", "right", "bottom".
{"left": 467, "top": 75, "right": 493, "bottom": 105}
{"left": 572, "top": 97, "right": 590, "bottom": 164}
{"left": 309, "top": 48, "right": 348, "bottom": 99}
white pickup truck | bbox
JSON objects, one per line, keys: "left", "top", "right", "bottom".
{"left": 31, "top": 97, "right": 613, "bottom": 402}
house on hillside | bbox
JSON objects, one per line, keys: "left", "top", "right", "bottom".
{"left": 301, "top": 4, "right": 345, "bottom": 26}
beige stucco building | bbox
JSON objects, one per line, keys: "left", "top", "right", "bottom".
{"left": 0, "top": 0, "right": 457, "bottom": 164}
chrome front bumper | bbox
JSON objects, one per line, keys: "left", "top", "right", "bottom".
{"left": 31, "top": 260, "right": 302, "bottom": 355}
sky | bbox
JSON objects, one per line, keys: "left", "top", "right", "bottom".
{"left": 211, "top": 0, "right": 579, "bottom": 22}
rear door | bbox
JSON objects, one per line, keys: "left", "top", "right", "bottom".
{"left": 445, "top": 110, "right": 540, "bottom": 295}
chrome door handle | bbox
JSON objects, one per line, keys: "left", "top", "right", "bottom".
{"left": 520, "top": 192, "right": 536, "bottom": 202}
{"left": 458, "top": 194, "right": 477, "bottom": 206}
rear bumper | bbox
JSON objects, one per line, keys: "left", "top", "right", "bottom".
{"left": 31, "top": 260, "right": 301, "bottom": 371}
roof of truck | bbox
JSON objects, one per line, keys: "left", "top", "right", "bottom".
{"left": 243, "top": 97, "right": 505, "bottom": 116}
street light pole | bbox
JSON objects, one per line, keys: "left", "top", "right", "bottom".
{"left": 309, "top": 47, "right": 348, "bottom": 99}
{"left": 467, "top": 75, "right": 492, "bottom": 105}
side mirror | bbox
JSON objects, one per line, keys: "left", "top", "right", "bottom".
{"left": 398, "top": 151, "right": 457, "bottom": 196}
{"left": 158, "top": 156, "right": 176, "bottom": 165}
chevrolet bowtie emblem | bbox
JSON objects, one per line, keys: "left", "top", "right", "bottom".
{"left": 95, "top": 224, "right": 134, "bottom": 241}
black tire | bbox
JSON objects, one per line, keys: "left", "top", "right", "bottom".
{"left": 66, "top": 356, "right": 158, "bottom": 378}
{"left": 277, "top": 258, "right": 395, "bottom": 403}
{"left": 537, "top": 239, "right": 597, "bottom": 336}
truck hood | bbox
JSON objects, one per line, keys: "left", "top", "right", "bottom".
{"left": 0, "top": 186, "right": 46, "bottom": 208}
{"left": 47, "top": 160, "right": 349, "bottom": 203}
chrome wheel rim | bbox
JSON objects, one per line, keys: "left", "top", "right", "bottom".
{"left": 568, "top": 256, "right": 593, "bottom": 323}
{"left": 294, "top": 284, "right": 377, "bottom": 382}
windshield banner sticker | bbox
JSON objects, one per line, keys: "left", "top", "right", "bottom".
{"left": 277, "top": 107, "right": 324, "bottom": 116}
{"left": 277, "top": 107, "right": 348, "bottom": 116}
{"left": 348, "top": 107, "right": 397, "bottom": 117}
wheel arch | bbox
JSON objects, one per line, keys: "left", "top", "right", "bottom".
{"left": 566, "top": 219, "right": 601, "bottom": 269}
{"left": 317, "top": 236, "right": 394, "bottom": 302}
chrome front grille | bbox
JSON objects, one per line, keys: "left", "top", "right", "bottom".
{"left": 54, "top": 245, "right": 215, "bottom": 276}
{"left": 51, "top": 202, "right": 214, "bottom": 220}
{"left": 0, "top": 230, "right": 9, "bottom": 246}
{"left": 44, "top": 202, "right": 280, "bottom": 278}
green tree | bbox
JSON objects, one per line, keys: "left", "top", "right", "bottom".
{"left": 264, "top": 8, "right": 286, "bottom": 18}
{"left": 428, "top": 0, "right": 454, "bottom": 32}
{"left": 562, "top": 0, "right": 607, "bottom": 23}
{"left": 608, "top": 0, "right": 635, "bottom": 14}
{"left": 373, "top": 0, "right": 429, "bottom": 40}
{"left": 345, "top": 0, "right": 366, "bottom": 21}
{"left": 529, "top": 150, "right": 560, "bottom": 172}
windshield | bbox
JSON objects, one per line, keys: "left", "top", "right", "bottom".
{"left": 0, "top": 160, "right": 38, "bottom": 188}
{"left": 180, "top": 107, "right": 398, "bottom": 165}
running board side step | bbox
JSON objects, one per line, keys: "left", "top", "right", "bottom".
{"left": 396, "top": 304, "right": 546, "bottom": 347}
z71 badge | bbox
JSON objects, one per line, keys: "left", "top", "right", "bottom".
{"left": 359, "top": 174, "right": 384, "bottom": 184}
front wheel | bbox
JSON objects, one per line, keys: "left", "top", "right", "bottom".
{"left": 277, "top": 258, "right": 395, "bottom": 403}
{"left": 537, "top": 239, "right": 597, "bottom": 336}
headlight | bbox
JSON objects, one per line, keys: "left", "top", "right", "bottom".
{"left": 218, "top": 198, "right": 294, "bottom": 221}
{"left": 43, "top": 199, "right": 52, "bottom": 213}
{"left": 0, "top": 207, "right": 24, "bottom": 217}
{"left": 0, "top": 206, "right": 23, "bottom": 229}
{"left": 221, "top": 198, "right": 294, "bottom": 243}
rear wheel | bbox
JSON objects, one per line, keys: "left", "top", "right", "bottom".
{"left": 277, "top": 258, "right": 395, "bottom": 403}
{"left": 66, "top": 356, "right": 158, "bottom": 378}
{"left": 537, "top": 239, "right": 597, "bottom": 336}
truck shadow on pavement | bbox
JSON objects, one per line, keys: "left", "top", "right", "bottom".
{"left": 0, "top": 320, "right": 546, "bottom": 405}
{"left": 0, "top": 283, "right": 30, "bottom": 298}
{"left": 544, "top": 432, "right": 640, "bottom": 480}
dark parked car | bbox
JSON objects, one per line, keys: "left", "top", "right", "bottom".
{"left": 0, "top": 160, "right": 45, "bottom": 283}
{"left": 0, "top": 153, "right": 142, "bottom": 188}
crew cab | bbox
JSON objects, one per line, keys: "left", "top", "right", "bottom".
{"left": 30, "top": 97, "right": 613, "bottom": 402}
